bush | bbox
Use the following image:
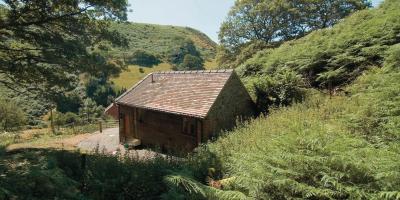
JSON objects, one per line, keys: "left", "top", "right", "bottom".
{"left": 52, "top": 112, "right": 81, "bottom": 126}
{"left": 0, "top": 98, "right": 27, "bottom": 131}
{"left": 248, "top": 68, "right": 306, "bottom": 113}
{"left": 79, "top": 98, "right": 104, "bottom": 123}
{"left": 168, "top": 39, "right": 202, "bottom": 65}
{"left": 85, "top": 76, "right": 117, "bottom": 107}
{"left": 127, "top": 50, "right": 161, "bottom": 67}
{"left": 175, "top": 54, "right": 204, "bottom": 71}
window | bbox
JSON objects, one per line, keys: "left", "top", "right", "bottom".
{"left": 182, "top": 117, "right": 196, "bottom": 136}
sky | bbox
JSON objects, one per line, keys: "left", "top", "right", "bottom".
{"left": 127, "top": 0, "right": 384, "bottom": 43}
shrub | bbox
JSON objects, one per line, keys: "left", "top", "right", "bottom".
{"left": 248, "top": 68, "right": 306, "bottom": 113}
{"left": 127, "top": 50, "right": 161, "bottom": 67}
{"left": 175, "top": 54, "right": 204, "bottom": 71}
{"left": 0, "top": 98, "right": 27, "bottom": 131}
{"left": 52, "top": 112, "right": 81, "bottom": 126}
{"left": 168, "top": 39, "right": 202, "bottom": 65}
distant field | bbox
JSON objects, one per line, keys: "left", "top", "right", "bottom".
{"left": 204, "top": 58, "right": 218, "bottom": 69}
{"left": 111, "top": 63, "right": 172, "bottom": 89}
{"left": 112, "top": 60, "right": 218, "bottom": 89}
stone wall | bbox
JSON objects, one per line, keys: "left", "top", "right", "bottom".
{"left": 205, "top": 72, "right": 256, "bottom": 139}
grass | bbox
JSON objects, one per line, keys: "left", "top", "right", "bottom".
{"left": 111, "top": 63, "right": 172, "bottom": 89}
{"left": 111, "top": 60, "right": 218, "bottom": 89}
{"left": 110, "top": 22, "right": 216, "bottom": 60}
{"left": 204, "top": 58, "right": 218, "bottom": 70}
{"left": 0, "top": 123, "right": 101, "bottom": 153}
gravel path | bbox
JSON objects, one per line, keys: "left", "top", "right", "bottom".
{"left": 77, "top": 128, "right": 119, "bottom": 153}
{"left": 76, "top": 128, "right": 165, "bottom": 159}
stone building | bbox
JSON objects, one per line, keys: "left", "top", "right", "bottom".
{"left": 110, "top": 69, "right": 256, "bottom": 151}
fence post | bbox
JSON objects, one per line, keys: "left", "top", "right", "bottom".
{"left": 72, "top": 122, "right": 76, "bottom": 135}
{"left": 50, "top": 109, "right": 55, "bottom": 134}
{"left": 99, "top": 121, "right": 102, "bottom": 133}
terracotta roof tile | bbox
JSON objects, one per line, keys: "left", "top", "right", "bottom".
{"left": 115, "top": 70, "right": 234, "bottom": 118}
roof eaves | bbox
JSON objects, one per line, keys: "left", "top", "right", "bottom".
{"left": 116, "top": 102, "right": 206, "bottom": 119}
{"left": 151, "top": 69, "right": 233, "bottom": 75}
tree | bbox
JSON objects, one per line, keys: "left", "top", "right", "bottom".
{"left": 55, "top": 88, "right": 85, "bottom": 113}
{"left": 79, "top": 98, "right": 103, "bottom": 123}
{"left": 175, "top": 54, "right": 204, "bottom": 71}
{"left": 169, "top": 39, "right": 202, "bottom": 65}
{"left": 85, "top": 76, "right": 116, "bottom": 107}
{"left": 0, "top": 0, "right": 129, "bottom": 94}
{"left": 219, "top": 0, "right": 370, "bottom": 53}
{"left": 127, "top": 50, "right": 160, "bottom": 67}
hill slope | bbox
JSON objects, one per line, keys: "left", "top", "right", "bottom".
{"left": 108, "top": 22, "right": 218, "bottom": 89}
{"left": 110, "top": 22, "right": 217, "bottom": 61}
{"left": 165, "top": 1, "right": 400, "bottom": 199}
{"left": 238, "top": 0, "right": 400, "bottom": 90}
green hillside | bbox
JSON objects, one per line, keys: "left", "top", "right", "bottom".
{"left": 108, "top": 22, "right": 218, "bottom": 89}
{"left": 238, "top": 0, "right": 400, "bottom": 85}
{"left": 109, "top": 22, "right": 216, "bottom": 61}
{"left": 1, "top": 0, "right": 400, "bottom": 199}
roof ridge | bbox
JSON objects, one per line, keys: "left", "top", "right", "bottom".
{"left": 153, "top": 69, "right": 234, "bottom": 74}
{"left": 114, "top": 73, "right": 153, "bottom": 102}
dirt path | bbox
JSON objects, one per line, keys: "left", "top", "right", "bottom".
{"left": 6, "top": 128, "right": 164, "bottom": 159}
{"left": 6, "top": 132, "right": 94, "bottom": 151}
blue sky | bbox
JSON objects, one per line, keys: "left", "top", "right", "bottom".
{"left": 127, "top": 0, "right": 384, "bottom": 43}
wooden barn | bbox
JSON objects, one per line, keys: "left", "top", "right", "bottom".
{"left": 111, "top": 69, "right": 256, "bottom": 151}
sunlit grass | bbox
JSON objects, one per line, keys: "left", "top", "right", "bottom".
{"left": 204, "top": 58, "right": 218, "bottom": 70}
{"left": 111, "top": 62, "right": 172, "bottom": 89}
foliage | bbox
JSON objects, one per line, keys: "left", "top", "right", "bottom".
{"left": 0, "top": 149, "right": 181, "bottom": 200}
{"left": 78, "top": 98, "right": 104, "bottom": 123}
{"left": 216, "top": 40, "right": 271, "bottom": 69}
{"left": 189, "top": 65, "right": 400, "bottom": 198}
{"left": 248, "top": 68, "right": 306, "bottom": 113}
{"left": 0, "top": 86, "right": 51, "bottom": 126}
{"left": 169, "top": 39, "right": 202, "bottom": 65}
{"left": 55, "top": 88, "right": 85, "bottom": 113}
{"left": 51, "top": 112, "right": 80, "bottom": 127}
{"left": 346, "top": 66, "right": 400, "bottom": 142}
{"left": 126, "top": 50, "right": 161, "bottom": 67}
{"left": 85, "top": 76, "right": 116, "bottom": 107}
{"left": 162, "top": 170, "right": 247, "bottom": 200}
{"left": 219, "top": 0, "right": 370, "bottom": 53}
{"left": 0, "top": 0, "right": 128, "bottom": 94}
{"left": 175, "top": 54, "right": 205, "bottom": 71}
{"left": 238, "top": 0, "right": 400, "bottom": 92}
{"left": 0, "top": 98, "right": 26, "bottom": 131}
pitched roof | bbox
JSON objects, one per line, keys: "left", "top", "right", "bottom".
{"left": 115, "top": 69, "right": 234, "bottom": 118}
